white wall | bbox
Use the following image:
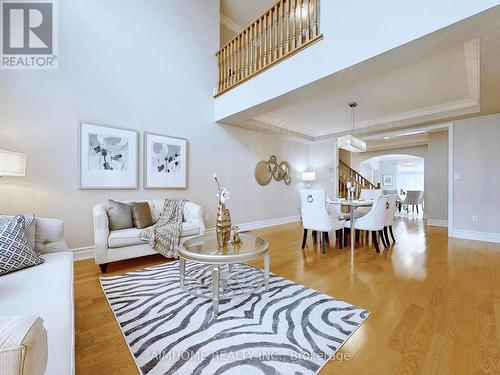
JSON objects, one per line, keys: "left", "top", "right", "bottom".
{"left": 307, "top": 139, "right": 337, "bottom": 198}
{"left": 426, "top": 131, "right": 449, "bottom": 221}
{"left": 453, "top": 114, "right": 500, "bottom": 235}
{"left": 215, "top": 0, "right": 500, "bottom": 120}
{"left": 0, "top": 0, "right": 309, "bottom": 249}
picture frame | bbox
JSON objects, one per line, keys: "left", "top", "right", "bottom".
{"left": 144, "top": 132, "right": 187, "bottom": 189}
{"left": 382, "top": 174, "right": 393, "bottom": 186}
{"left": 79, "top": 122, "right": 139, "bottom": 189}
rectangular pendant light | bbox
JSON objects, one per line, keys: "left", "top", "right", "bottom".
{"left": 337, "top": 135, "right": 367, "bottom": 153}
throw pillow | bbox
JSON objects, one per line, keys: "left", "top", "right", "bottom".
{"left": 131, "top": 202, "right": 153, "bottom": 229}
{"left": 106, "top": 200, "right": 134, "bottom": 230}
{"left": 0, "top": 213, "right": 35, "bottom": 250}
{"left": 0, "top": 215, "right": 44, "bottom": 276}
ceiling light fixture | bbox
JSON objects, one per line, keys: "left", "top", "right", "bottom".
{"left": 337, "top": 102, "right": 366, "bottom": 153}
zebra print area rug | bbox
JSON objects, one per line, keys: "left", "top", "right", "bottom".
{"left": 100, "top": 261, "right": 369, "bottom": 375}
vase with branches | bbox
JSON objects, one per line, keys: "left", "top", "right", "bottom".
{"left": 213, "top": 174, "right": 232, "bottom": 248}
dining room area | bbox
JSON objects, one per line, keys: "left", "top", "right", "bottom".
{"left": 298, "top": 125, "right": 449, "bottom": 256}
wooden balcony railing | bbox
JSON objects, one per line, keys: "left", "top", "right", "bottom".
{"left": 215, "top": 0, "right": 322, "bottom": 97}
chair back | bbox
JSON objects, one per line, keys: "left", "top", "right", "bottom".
{"left": 385, "top": 195, "right": 397, "bottom": 226}
{"left": 358, "top": 195, "right": 391, "bottom": 231}
{"left": 403, "top": 190, "right": 421, "bottom": 205}
{"left": 359, "top": 189, "right": 382, "bottom": 201}
{"left": 300, "top": 189, "right": 338, "bottom": 232}
{"left": 418, "top": 191, "right": 424, "bottom": 204}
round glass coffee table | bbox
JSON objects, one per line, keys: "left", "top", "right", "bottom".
{"left": 179, "top": 234, "right": 270, "bottom": 317}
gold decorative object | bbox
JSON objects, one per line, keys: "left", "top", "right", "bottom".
{"left": 255, "top": 161, "right": 272, "bottom": 186}
{"left": 216, "top": 204, "right": 231, "bottom": 248}
{"left": 214, "top": 174, "right": 232, "bottom": 248}
{"left": 231, "top": 225, "right": 241, "bottom": 245}
{"left": 254, "top": 155, "right": 291, "bottom": 186}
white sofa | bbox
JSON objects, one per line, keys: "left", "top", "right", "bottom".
{"left": 0, "top": 217, "right": 74, "bottom": 375}
{"left": 93, "top": 199, "right": 205, "bottom": 272}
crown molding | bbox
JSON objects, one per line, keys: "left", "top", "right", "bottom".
{"left": 221, "top": 14, "right": 242, "bottom": 34}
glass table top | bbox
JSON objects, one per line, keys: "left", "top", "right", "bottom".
{"left": 179, "top": 234, "right": 269, "bottom": 263}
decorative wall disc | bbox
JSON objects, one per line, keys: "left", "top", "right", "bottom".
{"left": 255, "top": 160, "right": 272, "bottom": 186}
{"left": 255, "top": 156, "right": 291, "bottom": 186}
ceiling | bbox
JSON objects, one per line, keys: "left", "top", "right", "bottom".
{"left": 365, "top": 133, "right": 430, "bottom": 152}
{"left": 253, "top": 42, "right": 474, "bottom": 137}
{"left": 218, "top": 5, "right": 500, "bottom": 142}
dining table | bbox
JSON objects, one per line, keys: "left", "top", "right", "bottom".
{"left": 327, "top": 198, "right": 373, "bottom": 252}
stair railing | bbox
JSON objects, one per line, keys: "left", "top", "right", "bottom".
{"left": 339, "top": 160, "right": 379, "bottom": 199}
{"left": 215, "top": 0, "right": 322, "bottom": 97}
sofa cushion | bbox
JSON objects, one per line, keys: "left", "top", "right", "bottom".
{"left": 0, "top": 213, "right": 35, "bottom": 250}
{"left": 106, "top": 200, "right": 134, "bottom": 230}
{"left": 0, "top": 215, "right": 44, "bottom": 276}
{"left": 108, "top": 228, "right": 144, "bottom": 248}
{"left": 34, "top": 217, "right": 68, "bottom": 254}
{"left": 131, "top": 202, "right": 153, "bottom": 229}
{"left": 108, "top": 222, "right": 200, "bottom": 248}
{"left": 0, "top": 315, "right": 48, "bottom": 375}
{"left": 180, "top": 222, "right": 201, "bottom": 237}
{"left": 0, "top": 252, "right": 74, "bottom": 375}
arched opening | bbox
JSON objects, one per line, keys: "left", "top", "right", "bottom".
{"left": 360, "top": 154, "right": 425, "bottom": 195}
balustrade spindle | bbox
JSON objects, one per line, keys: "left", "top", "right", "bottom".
{"left": 305, "top": 0, "right": 311, "bottom": 42}
{"left": 279, "top": 1, "right": 284, "bottom": 58}
{"left": 244, "top": 29, "right": 249, "bottom": 77}
{"left": 230, "top": 41, "right": 234, "bottom": 86}
{"left": 263, "top": 13, "right": 267, "bottom": 66}
{"left": 222, "top": 48, "right": 226, "bottom": 91}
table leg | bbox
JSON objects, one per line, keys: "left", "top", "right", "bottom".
{"left": 264, "top": 253, "right": 270, "bottom": 291}
{"left": 350, "top": 206, "right": 356, "bottom": 252}
{"left": 179, "top": 258, "right": 185, "bottom": 288}
{"left": 212, "top": 266, "right": 220, "bottom": 317}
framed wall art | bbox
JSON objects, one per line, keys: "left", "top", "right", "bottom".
{"left": 144, "top": 132, "right": 187, "bottom": 189}
{"left": 382, "top": 174, "right": 393, "bottom": 186}
{"left": 79, "top": 122, "right": 138, "bottom": 189}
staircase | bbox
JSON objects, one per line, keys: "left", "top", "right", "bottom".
{"left": 339, "top": 160, "right": 379, "bottom": 199}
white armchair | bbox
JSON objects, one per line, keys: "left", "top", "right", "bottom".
{"left": 93, "top": 199, "right": 205, "bottom": 272}
{"left": 300, "top": 189, "right": 344, "bottom": 254}
{"left": 400, "top": 190, "right": 424, "bottom": 214}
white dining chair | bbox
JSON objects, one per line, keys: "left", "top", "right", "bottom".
{"left": 383, "top": 195, "right": 398, "bottom": 245}
{"left": 300, "top": 189, "right": 344, "bottom": 254}
{"left": 343, "top": 195, "right": 391, "bottom": 253}
{"left": 356, "top": 188, "right": 382, "bottom": 218}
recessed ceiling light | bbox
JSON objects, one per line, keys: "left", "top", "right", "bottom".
{"left": 383, "top": 136, "right": 390, "bottom": 140}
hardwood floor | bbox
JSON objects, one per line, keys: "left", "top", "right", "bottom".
{"left": 75, "top": 218, "right": 500, "bottom": 374}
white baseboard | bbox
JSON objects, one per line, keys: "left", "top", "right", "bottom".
{"left": 72, "top": 246, "right": 94, "bottom": 261}
{"left": 426, "top": 219, "right": 448, "bottom": 227}
{"left": 206, "top": 215, "right": 301, "bottom": 234}
{"left": 451, "top": 229, "right": 500, "bottom": 244}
